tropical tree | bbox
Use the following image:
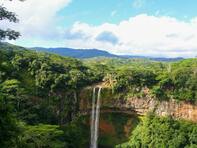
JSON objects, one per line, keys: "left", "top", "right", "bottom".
{"left": 0, "top": 82, "right": 22, "bottom": 147}
{"left": 0, "top": 0, "right": 23, "bottom": 40}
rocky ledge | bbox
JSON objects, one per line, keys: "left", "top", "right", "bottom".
{"left": 111, "top": 97, "right": 197, "bottom": 122}
{"left": 79, "top": 87, "right": 197, "bottom": 122}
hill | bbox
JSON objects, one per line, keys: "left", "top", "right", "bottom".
{"left": 31, "top": 46, "right": 184, "bottom": 61}
{"left": 0, "top": 42, "right": 184, "bottom": 61}
{"left": 31, "top": 47, "right": 119, "bottom": 58}
{"left": 0, "top": 43, "right": 197, "bottom": 147}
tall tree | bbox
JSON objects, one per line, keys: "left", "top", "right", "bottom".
{"left": 0, "top": 82, "right": 21, "bottom": 147}
{"left": 0, "top": 1, "right": 23, "bottom": 147}
{"left": 0, "top": 0, "right": 23, "bottom": 40}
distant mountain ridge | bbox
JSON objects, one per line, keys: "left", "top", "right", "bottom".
{"left": 31, "top": 47, "right": 184, "bottom": 61}
{"left": 31, "top": 47, "right": 119, "bottom": 59}
{"left": 120, "top": 55, "right": 184, "bottom": 62}
{"left": 0, "top": 42, "right": 184, "bottom": 61}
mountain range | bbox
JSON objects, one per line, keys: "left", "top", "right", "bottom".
{"left": 31, "top": 47, "right": 184, "bottom": 61}
{"left": 0, "top": 42, "right": 184, "bottom": 61}
{"left": 31, "top": 47, "right": 119, "bottom": 59}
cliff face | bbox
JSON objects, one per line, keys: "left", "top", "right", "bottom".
{"left": 79, "top": 87, "right": 197, "bottom": 122}
{"left": 111, "top": 97, "right": 197, "bottom": 122}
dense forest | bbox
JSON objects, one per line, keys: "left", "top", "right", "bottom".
{"left": 1, "top": 1, "right": 197, "bottom": 147}
{"left": 0, "top": 44, "right": 95, "bottom": 147}
{"left": 0, "top": 43, "right": 197, "bottom": 147}
{"left": 84, "top": 55, "right": 197, "bottom": 102}
{"left": 118, "top": 113, "right": 197, "bottom": 148}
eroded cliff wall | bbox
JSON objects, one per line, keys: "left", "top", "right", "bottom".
{"left": 79, "top": 87, "right": 197, "bottom": 122}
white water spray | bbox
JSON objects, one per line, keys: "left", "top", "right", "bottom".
{"left": 90, "top": 87, "right": 102, "bottom": 148}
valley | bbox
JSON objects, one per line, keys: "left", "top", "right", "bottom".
{"left": 0, "top": 43, "right": 197, "bottom": 147}
{"left": 1, "top": 1, "right": 197, "bottom": 147}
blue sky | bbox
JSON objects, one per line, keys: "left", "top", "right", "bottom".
{"left": 58, "top": 0, "right": 197, "bottom": 26}
{"left": 2, "top": 0, "right": 197, "bottom": 57}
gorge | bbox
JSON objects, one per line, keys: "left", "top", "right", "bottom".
{"left": 0, "top": 44, "right": 197, "bottom": 147}
{"left": 79, "top": 85, "right": 197, "bottom": 147}
{"left": 1, "top": 0, "right": 197, "bottom": 147}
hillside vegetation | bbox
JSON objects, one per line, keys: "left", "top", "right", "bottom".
{"left": 0, "top": 44, "right": 197, "bottom": 147}
{"left": 84, "top": 56, "right": 197, "bottom": 102}
{"left": 118, "top": 113, "right": 197, "bottom": 148}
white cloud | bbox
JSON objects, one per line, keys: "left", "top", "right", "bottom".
{"left": 60, "top": 14, "right": 197, "bottom": 57}
{"left": 0, "top": 0, "right": 71, "bottom": 38}
{"left": 1, "top": 0, "right": 197, "bottom": 58}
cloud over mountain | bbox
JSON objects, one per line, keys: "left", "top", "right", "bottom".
{"left": 63, "top": 14, "right": 197, "bottom": 57}
{"left": 96, "top": 31, "right": 119, "bottom": 45}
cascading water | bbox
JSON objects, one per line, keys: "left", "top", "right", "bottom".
{"left": 94, "top": 88, "right": 101, "bottom": 147}
{"left": 90, "top": 88, "right": 96, "bottom": 148}
{"left": 90, "top": 87, "right": 102, "bottom": 148}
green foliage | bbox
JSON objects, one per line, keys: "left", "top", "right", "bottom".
{"left": 118, "top": 114, "right": 197, "bottom": 148}
{"left": 0, "top": 43, "right": 197, "bottom": 147}
{"left": 87, "top": 57, "right": 197, "bottom": 102}
{"left": 62, "top": 117, "right": 90, "bottom": 148}
{"left": 0, "top": 1, "right": 21, "bottom": 40}
{"left": 114, "top": 68, "right": 157, "bottom": 93}
{"left": 0, "top": 46, "right": 94, "bottom": 125}
{"left": 19, "top": 124, "right": 65, "bottom": 148}
{"left": 0, "top": 94, "right": 21, "bottom": 147}
{"left": 151, "top": 86, "right": 167, "bottom": 100}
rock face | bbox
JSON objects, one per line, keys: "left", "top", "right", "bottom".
{"left": 79, "top": 87, "right": 197, "bottom": 122}
{"left": 111, "top": 97, "right": 197, "bottom": 122}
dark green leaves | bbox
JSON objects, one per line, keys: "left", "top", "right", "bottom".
{"left": 0, "top": 1, "right": 22, "bottom": 40}
{"left": 0, "top": 6, "right": 18, "bottom": 22}
{"left": 121, "top": 115, "right": 197, "bottom": 148}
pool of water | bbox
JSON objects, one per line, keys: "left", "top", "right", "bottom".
{"left": 80, "top": 112, "right": 140, "bottom": 147}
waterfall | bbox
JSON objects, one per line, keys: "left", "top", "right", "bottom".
{"left": 94, "top": 87, "right": 101, "bottom": 147}
{"left": 90, "top": 88, "right": 96, "bottom": 148}
{"left": 90, "top": 87, "right": 102, "bottom": 148}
